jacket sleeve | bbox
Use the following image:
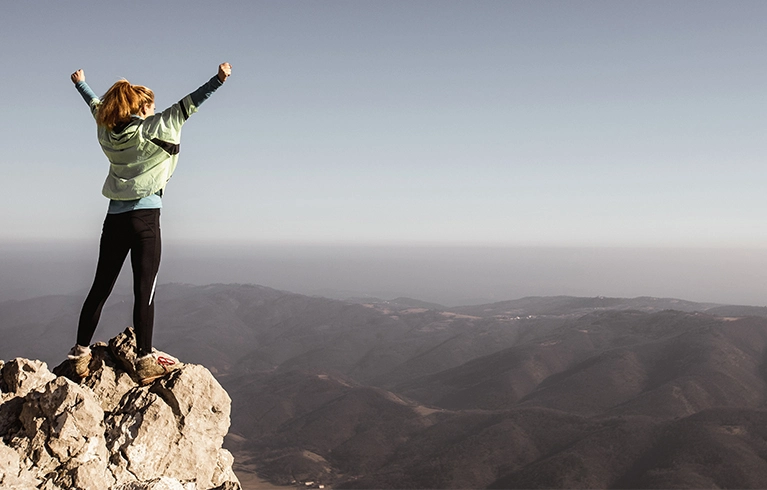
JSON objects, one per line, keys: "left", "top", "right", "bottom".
{"left": 141, "top": 96, "right": 195, "bottom": 144}
{"left": 141, "top": 75, "right": 224, "bottom": 143}
{"left": 188, "top": 75, "right": 224, "bottom": 107}
{"left": 74, "top": 81, "right": 100, "bottom": 119}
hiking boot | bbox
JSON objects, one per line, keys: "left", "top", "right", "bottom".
{"left": 67, "top": 345, "right": 92, "bottom": 378}
{"left": 135, "top": 350, "right": 181, "bottom": 386}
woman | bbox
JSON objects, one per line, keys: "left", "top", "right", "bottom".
{"left": 69, "top": 62, "right": 232, "bottom": 385}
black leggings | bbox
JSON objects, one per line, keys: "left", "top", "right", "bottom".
{"left": 77, "top": 208, "right": 161, "bottom": 356}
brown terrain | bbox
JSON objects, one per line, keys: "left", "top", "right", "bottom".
{"left": 3, "top": 285, "right": 767, "bottom": 488}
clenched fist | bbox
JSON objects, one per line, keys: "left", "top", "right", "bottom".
{"left": 218, "top": 63, "right": 232, "bottom": 83}
{"left": 71, "top": 69, "right": 85, "bottom": 84}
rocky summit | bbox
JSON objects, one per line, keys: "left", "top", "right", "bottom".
{"left": 0, "top": 328, "right": 240, "bottom": 490}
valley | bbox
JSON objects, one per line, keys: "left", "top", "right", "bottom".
{"left": 2, "top": 285, "right": 767, "bottom": 488}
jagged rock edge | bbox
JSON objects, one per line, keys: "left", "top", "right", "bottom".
{"left": 0, "top": 332, "right": 240, "bottom": 490}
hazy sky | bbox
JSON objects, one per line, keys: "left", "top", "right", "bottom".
{"left": 3, "top": 0, "right": 766, "bottom": 247}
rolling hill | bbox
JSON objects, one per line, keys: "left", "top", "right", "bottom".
{"left": 3, "top": 285, "right": 767, "bottom": 488}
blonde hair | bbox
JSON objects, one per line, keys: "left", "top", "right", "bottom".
{"left": 96, "top": 79, "right": 154, "bottom": 130}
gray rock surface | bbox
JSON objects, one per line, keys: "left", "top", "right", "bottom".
{"left": 0, "top": 328, "right": 240, "bottom": 490}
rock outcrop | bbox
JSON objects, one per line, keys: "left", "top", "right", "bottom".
{"left": 0, "top": 328, "right": 240, "bottom": 490}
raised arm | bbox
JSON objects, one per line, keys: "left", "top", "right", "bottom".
{"left": 143, "top": 63, "right": 232, "bottom": 139}
{"left": 187, "top": 62, "right": 233, "bottom": 108}
{"left": 71, "top": 69, "right": 99, "bottom": 111}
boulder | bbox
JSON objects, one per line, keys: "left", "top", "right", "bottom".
{"left": 108, "top": 328, "right": 141, "bottom": 379}
{"left": 81, "top": 342, "right": 137, "bottom": 413}
{"left": 0, "top": 439, "right": 40, "bottom": 488}
{"left": 1, "top": 358, "right": 56, "bottom": 401}
{"left": 0, "top": 328, "right": 240, "bottom": 490}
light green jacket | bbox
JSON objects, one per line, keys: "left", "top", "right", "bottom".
{"left": 87, "top": 95, "right": 199, "bottom": 200}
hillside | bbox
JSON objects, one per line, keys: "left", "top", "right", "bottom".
{"left": 3, "top": 285, "right": 767, "bottom": 488}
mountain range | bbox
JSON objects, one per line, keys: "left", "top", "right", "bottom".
{"left": 3, "top": 284, "right": 767, "bottom": 488}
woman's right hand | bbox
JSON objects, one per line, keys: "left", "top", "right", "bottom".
{"left": 71, "top": 69, "right": 85, "bottom": 84}
{"left": 218, "top": 63, "right": 232, "bottom": 83}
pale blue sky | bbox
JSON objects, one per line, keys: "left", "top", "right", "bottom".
{"left": 2, "top": 0, "right": 767, "bottom": 247}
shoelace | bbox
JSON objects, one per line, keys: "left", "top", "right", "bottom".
{"left": 157, "top": 356, "right": 176, "bottom": 368}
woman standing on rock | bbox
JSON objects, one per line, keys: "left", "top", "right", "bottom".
{"left": 68, "top": 63, "right": 232, "bottom": 385}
